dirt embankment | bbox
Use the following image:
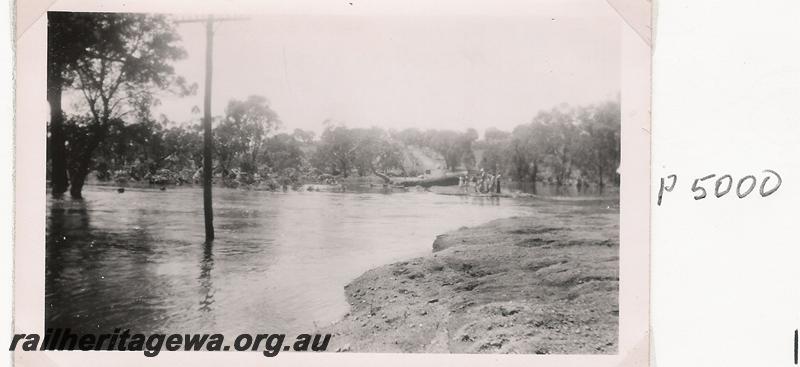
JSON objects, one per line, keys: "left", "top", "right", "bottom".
{"left": 322, "top": 202, "right": 619, "bottom": 354}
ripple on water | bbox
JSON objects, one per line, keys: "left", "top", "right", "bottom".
{"left": 46, "top": 186, "right": 556, "bottom": 334}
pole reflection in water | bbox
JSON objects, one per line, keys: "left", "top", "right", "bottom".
{"left": 198, "top": 240, "right": 215, "bottom": 313}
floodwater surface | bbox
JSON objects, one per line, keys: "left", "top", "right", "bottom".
{"left": 46, "top": 186, "right": 539, "bottom": 334}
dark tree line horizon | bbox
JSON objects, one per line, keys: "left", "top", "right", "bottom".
{"left": 47, "top": 12, "right": 620, "bottom": 198}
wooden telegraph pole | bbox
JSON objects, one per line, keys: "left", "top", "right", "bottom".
{"left": 202, "top": 16, "right": 215, "bottom": 241}
{"left": 177, "top": 15, "right": 248, "bottom": 242}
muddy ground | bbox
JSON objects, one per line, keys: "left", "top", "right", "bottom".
{"left": 322, "top": 199, "right": 619, "bottom": 354}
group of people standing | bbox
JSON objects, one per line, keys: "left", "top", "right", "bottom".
{"left": 458, "top": 169, "right": 502, "bottom": 194}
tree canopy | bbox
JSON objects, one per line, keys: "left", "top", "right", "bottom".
{"left": 48, "top": 12, "right": 187, "bottom": 197}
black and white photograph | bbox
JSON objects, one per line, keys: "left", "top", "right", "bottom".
{"left": 15, "top": 0, "right": 800, "bottom": 366}
{"left": 44, "top": 4, "right": 625, "bottom": 355}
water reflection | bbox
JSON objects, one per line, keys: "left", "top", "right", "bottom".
{"left": 198, "top": 241, "right": 215, "bottom": 313}
{"left": 45, "top": 186, "right": 561, "bottom": 334}
{"left": 46, "top": 196, "right": 176, "bottom": 334}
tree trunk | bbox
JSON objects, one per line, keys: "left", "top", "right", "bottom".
{"left": 68, "top": 167, "right": 88, "bottom": 199}
{"left": 68, "top": 123, "right": 107, "bottom": 199}
{"left": 68, "top": 143, "right": 98, "bottom": 199}
{"left": 47, "top": 72, "right": 69, "bottom": 196}
{"left": 531, "top": 161, "right": 538, "bottom": 194}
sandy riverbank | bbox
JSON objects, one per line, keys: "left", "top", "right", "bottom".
{"left": 322, "top": 200, "right": 619, "bottom": 354}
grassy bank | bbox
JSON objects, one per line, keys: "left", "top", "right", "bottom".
{"left": 323, "top": 200, "right": 619, "bottom": 354}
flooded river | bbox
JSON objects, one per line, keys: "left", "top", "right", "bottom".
{"left": 46, "top": 186, "right": 538, "bottom": 334}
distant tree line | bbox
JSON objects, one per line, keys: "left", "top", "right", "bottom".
{"left": 55, "top": 98, "right": 619, "bottom": 188}
{"left": 46, "top": 12, "right": 620, "bottom": 198}
{"left": 476, "top": 101, "right": 621, "bottom": 189}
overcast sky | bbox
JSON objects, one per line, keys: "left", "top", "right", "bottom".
{"left": 153, "top": 12, "right": 621, "bottom": 135}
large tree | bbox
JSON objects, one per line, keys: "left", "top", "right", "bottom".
{"left": 509, "top": 122, "right": 547, "bottom": 186}
{"left": 423, "top": 129, "right": 477, "bottom": 171}
{"left": 47, "top": 12, "right": 97, "bottom": 196}
{"left": 575, "top": 100, "right": 621, "bottom": 187}
{"left": 312, "top": 125, "right": 405, "bottom": 178}
{"left": 51, "top": 12, "right": 186, "bottom": 198}
{"left": 350, "top": 127, "right": 404, "bottom": 176}
{"left": 216, "top": 95, "right": 281, "bottom": 173}
{"left": 313, "top": 124, "right": 358, "bottom": 177}
{"left": 478, "top": 127, "right": 511, "bottom": 173}
{"left": 264, "top": 133, "right": 305, "bottom": 173}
